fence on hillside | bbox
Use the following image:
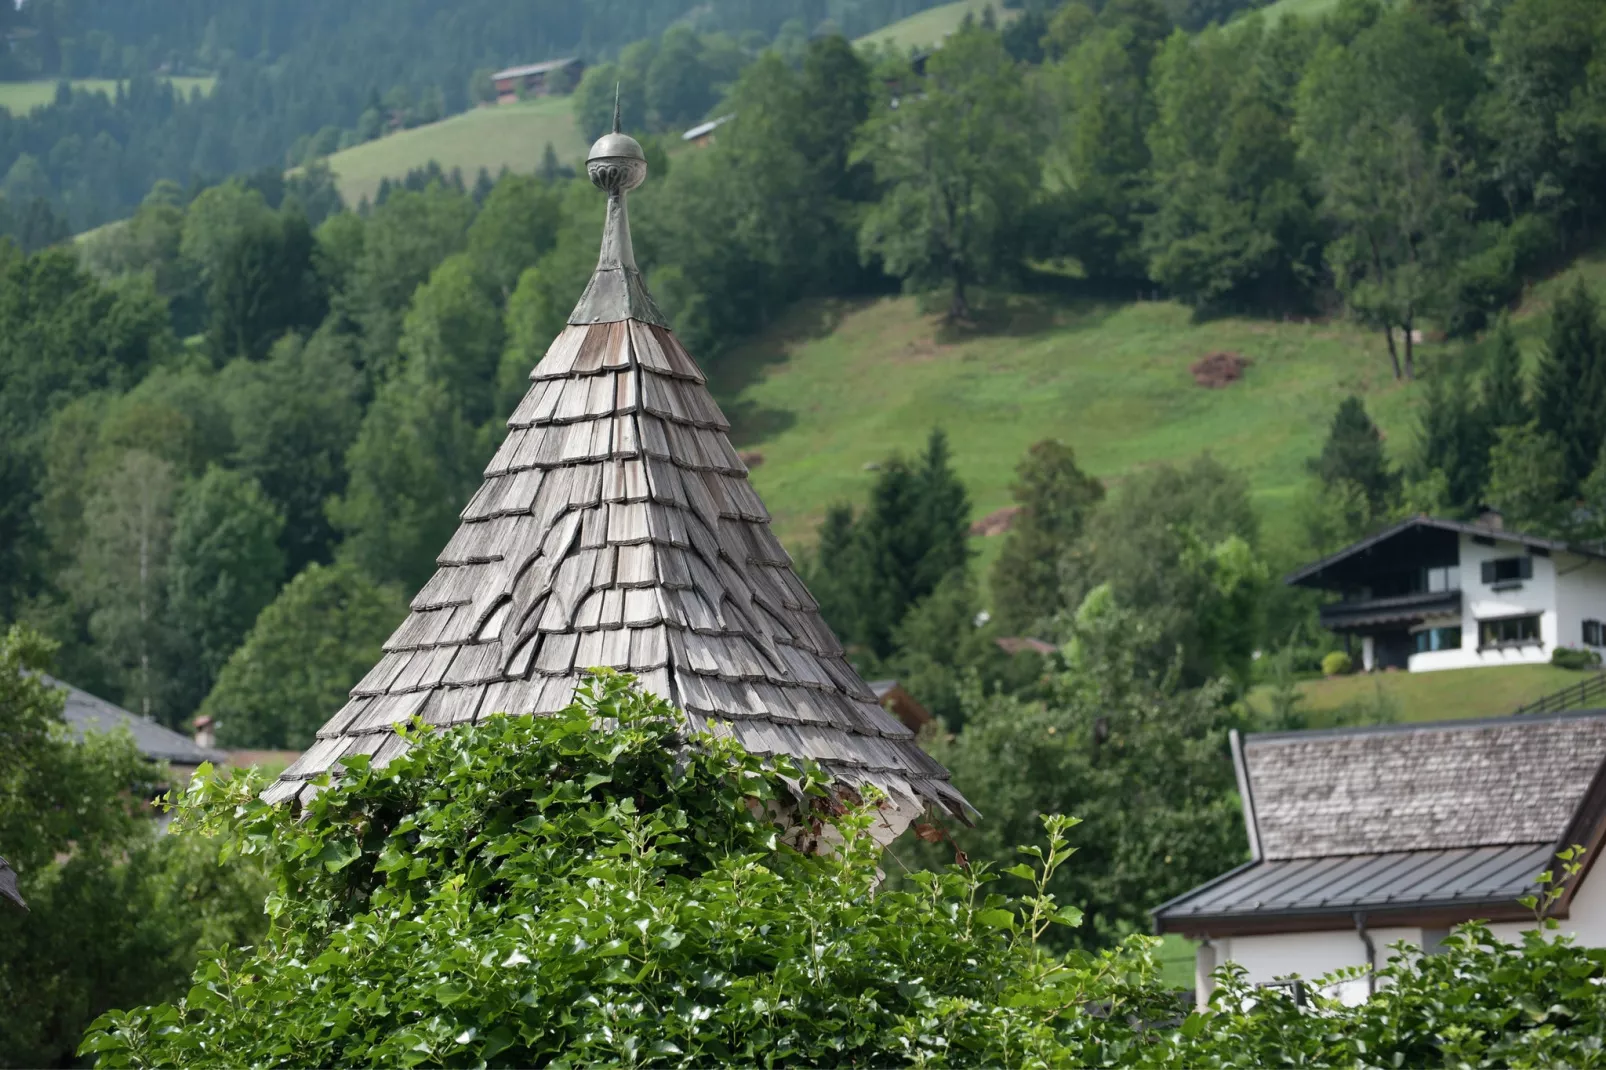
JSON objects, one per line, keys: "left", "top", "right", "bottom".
{"left": 1513, "top": 672, "right": 1606, "bottom": 716}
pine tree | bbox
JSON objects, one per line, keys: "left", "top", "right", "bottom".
{"left": 1418, "top": 362, "right": 1489, "bottom": 513}
{"left": 990, "top": 440, "right": 1105, "bottom": 633}
{"left": 1481, "top": 314, "right": 1529, "bottom": 433}
{"left": 804, "top": 504, "right": 861, "bottom": 650}
{"left": 1534, "top": 280, "right": 1606, "bottom": 493}
{"left": 1309, "top": 396, "right": 1399, "bottom": 515}
{"left": 911, "top": 428, "right": 971, "bottom": 595}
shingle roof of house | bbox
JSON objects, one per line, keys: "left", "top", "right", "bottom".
{"left": 1153, "top": 710, "right": 1606, "bottom": 933}
{"left": 266, "top": 121, "right": 967, "bottom": 830}
{"left": 47, "top": 675, "right": 224, "bottom": 766}
{"left": 1247, "top": 711, "right": 1606, "bottom": 860}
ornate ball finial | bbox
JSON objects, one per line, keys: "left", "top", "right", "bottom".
{"left": 587, "top": 82, "right": 646, "bottom": 194}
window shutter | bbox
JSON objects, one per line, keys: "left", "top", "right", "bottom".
{"left": 1519, "top": 556, "right": 1534, "bottom": 579}
{"left": 1480, "top": 561, "right": 1496, "bottom": 584}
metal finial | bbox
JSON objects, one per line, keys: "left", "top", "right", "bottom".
{"left": 612, "top": 82, "right": 621, "bottom": 134}
{"left": 569, "top": 83, "right": 664, "bottom": 326}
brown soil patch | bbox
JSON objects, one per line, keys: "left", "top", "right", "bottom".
{"left": 970, "top": 505, "right": 1022, "bottom": 537}
{"left": 737, "top": 450, "right": 764, "bottom": 469}
{"left": 1190, "top": 351, "right": 1254, "bottom": 388}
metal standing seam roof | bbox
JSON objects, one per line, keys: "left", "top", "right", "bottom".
{"left": 1154, "top": 843, "right": 1553, "bottom": 925}
{"left": 266, "top": 119, "right": 969, "bottom": 830}
{"left": 47, "top": 675, "right": 225, "bottom": 766}
{"left": 1153, "top": 710, "right": 1606, "bottom": 931}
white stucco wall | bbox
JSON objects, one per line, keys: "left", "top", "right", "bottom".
{"left": 1202, "top": 866, "right": 1606, "bottom": 1006}
{"left": 1553, "top": 554, "right": 1606, "bottom": 662}
{"left": 1407, "top": 537, "right": 1606, "bottom": 673}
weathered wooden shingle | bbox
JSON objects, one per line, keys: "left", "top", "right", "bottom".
{"left": 1244, "top": 710, "right": 1606, "bottom": 860}
{"left": 270, "top": 135, "right": 968, "bottom": 831}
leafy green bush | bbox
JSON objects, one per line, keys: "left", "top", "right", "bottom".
{"left": 1320, "top": 650, "right": 1353, "bottom": 677}
{"left": 1552, "top": 646, "right": 1603, "bottom": 671}
{"left": 78, "top": 671, "right": 1606, "bottom": 1068}
{"left": 80, "top": 672, "right": 1178, "bottom": 1068}
{"left": 0, "top": 625, "right": 268, "bottom": 1066}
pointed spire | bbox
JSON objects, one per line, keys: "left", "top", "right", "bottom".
{"left": 568, "top": 87, "right": 667, "bottom": 327}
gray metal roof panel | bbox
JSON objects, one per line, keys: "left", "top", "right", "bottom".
{"left": 1155, "top": 844, "right": 1553, "bottom": 925}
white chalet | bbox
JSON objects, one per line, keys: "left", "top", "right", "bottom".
{"left": 1289, "top": 515, "right": 1606, "bottom": 673}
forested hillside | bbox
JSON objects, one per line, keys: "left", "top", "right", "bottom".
{"left": 1, "top": 0, "right": 1604, "bottom": 768}
{"left": 0, "top": 0, "right": 951, "bottom": 233}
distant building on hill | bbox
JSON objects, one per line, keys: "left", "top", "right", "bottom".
{"left": 1288, "top": 513, "right": 1606, "bottom": 673}
{"left": 1154, "top": 710, "right": 1606, "bottom": 1007}
{"left": 492, "top": 58, "right": 584, "bottom": 103}
{"left": 681, "top": 114, "right": 734, "bottom": 148}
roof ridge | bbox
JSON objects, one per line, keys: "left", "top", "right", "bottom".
{"left": 1246, "top": 706, "right": 1606, "bottom": 745}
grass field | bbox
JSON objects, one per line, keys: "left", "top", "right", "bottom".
{"left": 1250, "top": 664, "right": 1596, "bottom": 724}
{"left": 322, "top": 96, "right": 588, "bottom": 208}
{"left": 0, "top": 76, "right": 214, "bottom": 115}
{"left": 719, "top": 250, "right": 1606, "bottom": 561}
{"left": 855, "top": 0, "right": 1019, "bottom": 52}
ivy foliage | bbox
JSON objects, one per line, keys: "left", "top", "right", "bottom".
{"left": 80, "top": 673, "right": 1177, "bottom": 1068}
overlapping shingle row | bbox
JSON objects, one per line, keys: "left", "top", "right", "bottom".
{"left": 267, "top": 299, "right": 965, "bottom": 826}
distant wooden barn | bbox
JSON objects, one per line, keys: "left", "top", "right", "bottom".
{"left": 492, "top": 58, "right": 585, "bottom": 103}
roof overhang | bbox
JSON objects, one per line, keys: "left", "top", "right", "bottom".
{"left": 1285, "top": 517, "right": 1605, "bottom": 589}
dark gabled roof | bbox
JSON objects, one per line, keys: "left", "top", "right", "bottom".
{"left": 266, "top": 124, "right": 968, "bottom": 831}
{"left": 1153, "top": 844, "right": 1552, "bottom": 931}
{"left": 47, "top": 675, "right": 224, "bottom": 766}
{"left": 1285, "top": 516, "right": 1606, "bottom": 587}
{"left": 1245, "top": 709, "right": 1606, "bottom": 859}
{"left": 1154, "top": 709, "right": 1606, "bottom": 934}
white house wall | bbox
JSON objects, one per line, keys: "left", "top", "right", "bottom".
{"left": 1553, "top": 554, "right": 1606, "bottom": 660}
{"left": 1206, "top": 868, "right": 1606, "bottom": 1006}
{"left": 1407, "top": 535, "right": 1591, "bottom": 672}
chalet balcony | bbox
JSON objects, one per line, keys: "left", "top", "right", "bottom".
{"left": 1319, "top": 589, "right": 1462, "bottom": 631}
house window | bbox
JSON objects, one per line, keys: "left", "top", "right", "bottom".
{"left": 1585, "top": 620, "right": 1605, "bottom": 647}
{"left": 1480, "top": 557, "right": 1533, "bottom": 585}
{"left": 1479, "top": 614, "right": 1541, "bottom": 648}
{"left": 1413, "top": 626, "right": 1462, "bottom": 653}
{"left": 1424, "top": 566, "right": 1460, "bottom": 592}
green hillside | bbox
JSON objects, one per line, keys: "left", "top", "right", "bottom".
{"left": 0, "top": 76, "right": 214, "bottom": 115}
{"left": 321, "top": 96, "right": 588, "bottom": 207}
{"left": 1251, "top": 664, "right": 1593, "bottom": 724}
{"left": 723, "top": 252, "right": 1606, "bottom": 558}
{"left": 855, "top": 0, "right": 1018, "bottom": 51}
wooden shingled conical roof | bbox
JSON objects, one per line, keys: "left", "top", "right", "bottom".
{"left": 265, "top": 118, "right": 970, "bottom": 837}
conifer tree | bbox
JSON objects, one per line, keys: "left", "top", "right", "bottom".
{"left": 1534, "top": 280, "right": 1606, "bottom": 493}
{"left": 1418, "top": 362, "right": 1489, "bottom": 513}
{"left": 1481, "top": 314, "right": 1529, "bottom": 433}
{"left": 990, "top": 440, "right": 1105, "bottom": 633}
{"left": 1309, "top": 395, "right": 1399, "bottom": 515}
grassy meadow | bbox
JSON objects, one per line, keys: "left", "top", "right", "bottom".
{"left": 321, "top": 96, "right": 588, "bottom": 207}
{"left": 1250, "top": 664, "right": 1595, "bottom": 724}
{"left": 855, "top": 0, "right": 1019, "bottom": 51}
{"left": 0, "top": 76, "right": 214, "bottom": 114}
{"left": 721, "top": 250, "right": 1606, "bottom": 565}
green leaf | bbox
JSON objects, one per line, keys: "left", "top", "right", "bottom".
{"left": 1003, "top": 863, "right": 1036, "bottom": 881}
{"left": 583, "top": 772, "right": 613, "bottom": 792}
{"left": 975, "top": 908, "right": 1016, "bottom": 930}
